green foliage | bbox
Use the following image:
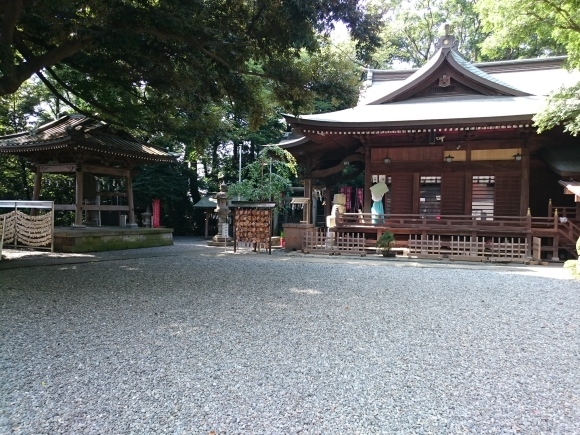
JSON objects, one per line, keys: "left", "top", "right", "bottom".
{"left": 0, "top": 0, "right": 381, "bottom": 134}
{"left": 476, "top": 0, "right": 572, "bottom": 64}
{"left": 534, "top": 82, "right": 580, "bottom": 136}
{"left": 132, "top": 162, "right": 197, "bottom": 235}
{"left": 227, "top": 146, "right": 297, "bottom": 208}
{"left": 0, "top": 155, "right": 33, "bottom": 200}
{"left": 476, "top": 0, "right": 580, "bottom": 136}
{"left": 376, "top": 231, "right": 396, "bottom": 255}
{"left": 563, "top": 259, "right": 580, "bottom": 278}
{"left": 369, "top": 0, "right": 489, "bottom": 68}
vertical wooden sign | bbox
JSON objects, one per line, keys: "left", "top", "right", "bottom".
{"left": 152, "top": 199, "right": 161, "bottom": 228}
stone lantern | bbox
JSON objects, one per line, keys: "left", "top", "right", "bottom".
{"left": 208, "top": 183, "right": 233, "bottom": 246}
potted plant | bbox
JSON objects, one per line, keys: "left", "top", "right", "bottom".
{"left": 376, "top": 231, "right": 396, "bottom": 257}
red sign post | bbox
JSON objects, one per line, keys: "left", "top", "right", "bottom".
{"left": 152, "top": 199, "right": 161, "bottom": 228}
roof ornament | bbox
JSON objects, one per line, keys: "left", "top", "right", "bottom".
{"left": 438, "top": 74, "right": 451, "bottom": 87}
{"left": 434, "top": 23, "right": 458, "bottom": 50}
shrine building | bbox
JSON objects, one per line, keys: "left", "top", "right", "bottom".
{"left": 280, "top": 30, "right": 580, "bottom": 260}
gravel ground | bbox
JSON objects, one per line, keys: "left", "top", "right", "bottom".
{"left": 1, "top": 238, "right": 579, "bottom": 434}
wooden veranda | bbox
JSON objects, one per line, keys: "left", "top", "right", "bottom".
{"left": 329, "top": 208, "right": 579, "bottom": 261}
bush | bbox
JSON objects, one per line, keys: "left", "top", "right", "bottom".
{"left": 563, "top": 259, "right": 580, "bottom": 278}
{"left": 376, "top": 231, "right": 395, "bottom": 256}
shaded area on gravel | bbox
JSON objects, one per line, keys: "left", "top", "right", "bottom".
{"left": 1, "top": 240, "right": 579, "bottom": 433}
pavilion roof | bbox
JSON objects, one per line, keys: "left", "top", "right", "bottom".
{"left": 0, "top": 114, "right": 176, "bottom": 163}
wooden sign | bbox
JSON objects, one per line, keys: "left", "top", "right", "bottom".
{"left": 152, "top": 199, "right": 161, "bottom": 228}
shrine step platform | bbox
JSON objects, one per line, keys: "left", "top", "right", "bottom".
{"left": 54, "top": 226, "right": 173, "bottom": 253}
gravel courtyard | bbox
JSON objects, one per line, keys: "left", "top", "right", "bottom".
{"left": 1, "top": 238, "right": 579, "bottom": 434}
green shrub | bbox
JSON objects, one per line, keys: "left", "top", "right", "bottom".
{"left": 376, "top": 231, "right": 395, "bottom": 256}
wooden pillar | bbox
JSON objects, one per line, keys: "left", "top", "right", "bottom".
{"left": 73, "top": 164, "right": 84, "bottom": 227}
{"left": 31, "top": 168, "right": 42, "bottom": 215}
{"left": 464, "top": 171, "right": 472, "bottom": 215}
{"left": 33, "top": 169, "right": 42, "bottom": 200}
{"left": 519, "top": 143, "right": 530, "bottom": 216}
{"left": 552, "top": 209, "right": 559, "bottom": 260}
{"left": 205, "top": 211, "right": 210, "bottom": 238}
{"left": 126, "top": 171, "right": 138, "bottom": 228}
{"left": 363, "top": 146, "right": 372, "bottom": 212}
{"left": 324, "top": 182, "right": 332, "bottom": 217}
{"left": 412, "top": 173, "right": 420, "bottom": 214}
{"left": 303, "top": 178, "right": 313, "bottom": 224}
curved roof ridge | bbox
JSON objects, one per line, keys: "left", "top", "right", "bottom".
{"left": 366, "top": 35, "right": 532, "bottom": 105}
{"left": 449, "top": 50, "right": 526, "bottom": 94}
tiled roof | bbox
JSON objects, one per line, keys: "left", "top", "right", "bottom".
{"left": 0, "top": 114, "right": 175, "bottom": 162}
{"left": 285, "top": 95, "right": 542, "bottom": 128}
{"left": 449, "top": 50, "right": 522, "bottom": 92}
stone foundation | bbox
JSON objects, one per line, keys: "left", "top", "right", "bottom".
{"left": 54, "top": 227, "right": 173, "bottom": 252}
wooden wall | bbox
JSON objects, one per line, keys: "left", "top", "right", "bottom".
{"left": 441, "top": 173, "right": 465, "bottom": 215}
{"left": 390, "top": 173, "right": 414, "bottom": 214}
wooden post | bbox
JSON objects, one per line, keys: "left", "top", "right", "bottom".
{"left": 324, "top": 182, "right": 332, "bottom": 218}
{"left": 31, "top": 168, "right": 42, "bottom": 216}
{"left": 73, "top": 164, "right": 84, "bottom": 227}
{"left": 303, "top": 178, "right": 313, "bottom": 224}
{"left": 412, "top": 173, "right": 420, "bottom": 214}
{"left": 204, "top": 211, "right": 209, "bottom": 238}
{"left": 526, "top": 207, "right": 532, "bottom": 258}
{"left": 363, "top": 146, "right": 372, "bottom": 212}
{"left": 552, "top": 208, "right": 559, "bottom": 260}
{"left": 126, "top": 171, "right": 138, "bottom": 228}
{"left": 464, "top": 171, "right": 472, "bottom": 215}
{"left": 519, "top": 144, "right": 530, "bottom": 216}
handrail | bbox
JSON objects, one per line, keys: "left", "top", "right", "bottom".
{"left": 559, "top": 219, "right": 580, "bottom": 247}
{"left": 550, "top": 206, "right": 576, "bottom": 219}
{"left": 335, "top": 212, "right": 557, "bottom": 232}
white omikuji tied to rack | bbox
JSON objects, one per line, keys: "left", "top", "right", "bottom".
{"left": 0, "top": 201, "right": 55, "bottom": 258}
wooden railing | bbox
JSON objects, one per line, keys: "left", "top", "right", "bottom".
{"left": 335, "top": 212, "right": 547, "bottom": 233}
{"left": 329, "top": 211, "right": 574, "bottom": 260}
{"left": 548, "top": 200, "right": 576, "bottom": 221}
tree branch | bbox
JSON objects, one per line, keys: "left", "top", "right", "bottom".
{"left": 541, "top": 0, "right": 580, "bottom": 33}
{"left": 130, "top": 25, "right": 234, "bottom": 70}
{"left": 43, "top": 66, "right": 121, "bottom": 117}
{"left": 35, "top": 70, "right": 87, "bottom": 115}
{"left": 0, "top": 0, "right": 24, "bottom": 47}
{"left": 0, "top": 35, "right": 92, "bottom": 95}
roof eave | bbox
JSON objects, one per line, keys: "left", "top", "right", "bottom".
{"left": 366, "top": 49, "right": 447, "bottom": 105}
{"left": 287, "top": 114, "right": 536, "bottom": 130}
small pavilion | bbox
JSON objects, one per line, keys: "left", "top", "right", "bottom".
{"left": 0, "top": 114, "right": 176, "bottom": 227}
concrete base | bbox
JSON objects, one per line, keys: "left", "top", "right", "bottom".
{"left": 282, "top": 223, "right": 315, "bottom": 251}
{"left": 54, "top": 226, "right": 173, "bottom": 252}
{"left": 207, "top": 236, "right": 234, "bottom": 247}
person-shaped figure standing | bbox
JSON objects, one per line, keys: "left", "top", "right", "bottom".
{"left": 370, "top": 182, "right": 389, "bottom": 224}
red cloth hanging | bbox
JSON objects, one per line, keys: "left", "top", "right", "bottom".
{"left": 355, "top": 188, "right": 364, "bottom": 211}
{"left": 345, "top": 186, "right": 353, "bottom": 212}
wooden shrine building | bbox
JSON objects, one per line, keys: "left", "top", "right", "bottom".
{"left": 281, "top": 29, "right": 580, "bottom": 260}
{"left": 0, "top": 114, "right": 176, "bottom": 228}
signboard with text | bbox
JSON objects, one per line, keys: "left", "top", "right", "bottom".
{"left": 152, "top": 199, "right": 161, "bottom": 228}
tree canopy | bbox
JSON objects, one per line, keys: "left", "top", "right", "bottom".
{"left": 370, "top": 0, "right": 489, "bottom": 68}
{"left": 476, "top": 0, "right": 580, "bottom": 135}
{"left": 0, "top": 0, "right": 381, "bottom": 133}
{"left": 476, "top": 0, "right": 573, "bottom": 65}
